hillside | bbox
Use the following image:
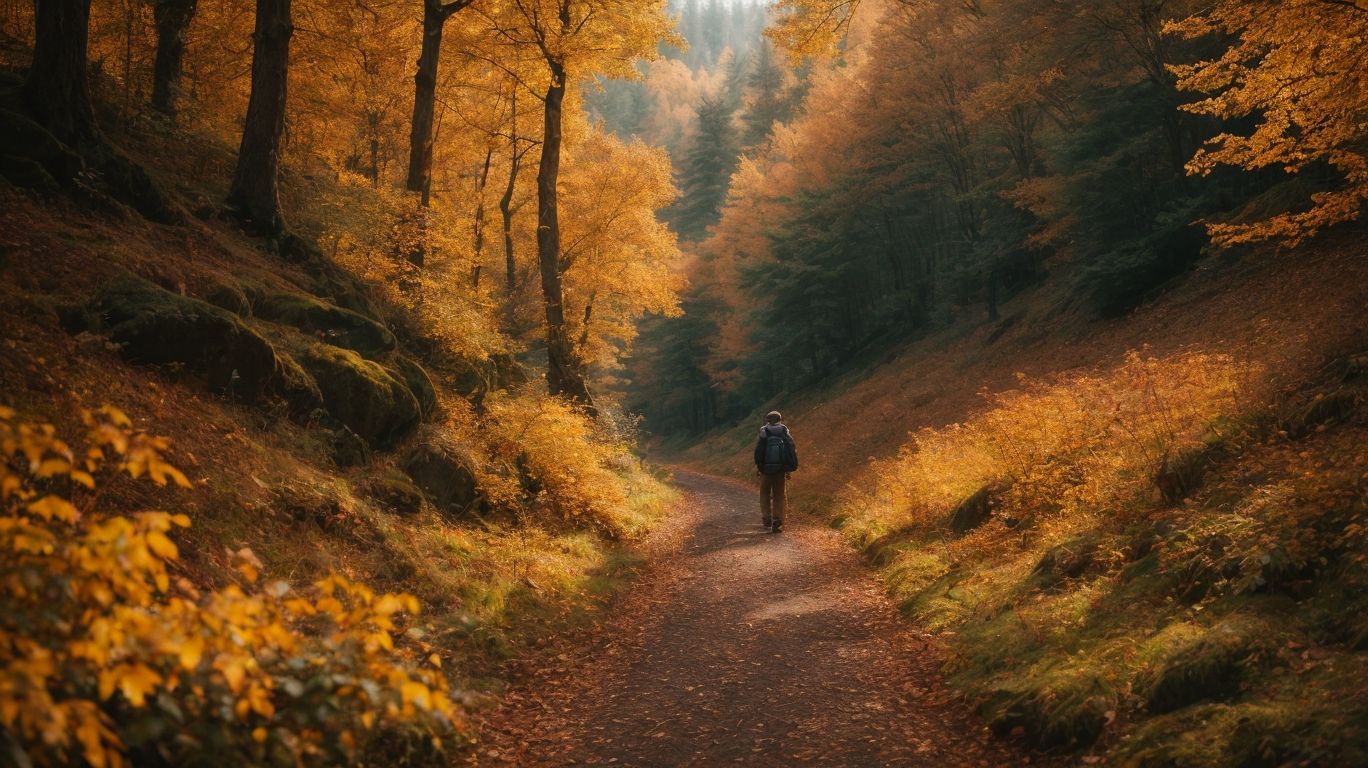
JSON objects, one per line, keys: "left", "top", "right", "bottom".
{"left": 0, "top": 71, "right": 674, "bottom": 764}
{"left": 678, "top": 226, "right": 1368, "bottom": 764}
{"left": 4, "top": 0, "right": 1368, "bottom": 764}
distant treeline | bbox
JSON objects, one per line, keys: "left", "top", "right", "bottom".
{"left": 625, "top": 0, "right": 1368, "bottom": 437}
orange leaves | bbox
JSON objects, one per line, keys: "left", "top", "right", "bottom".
{"left": 1169, "top": 0, "right": 1368, "bottom": 246}
{"left": 839, "top": 350, "right": 1261, "bottom": 545}
{"left": 1, "top": 405, "right": 467, "bottom": 766}
{"left": 99, "top": 664, "right": 162, "bottom": 708}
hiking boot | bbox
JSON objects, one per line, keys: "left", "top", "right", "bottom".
{"left": 771, "top": 521, "right": 783, "bottom": 533}
{"left": 762, "top": 518, "right": 772, "bottom": 529}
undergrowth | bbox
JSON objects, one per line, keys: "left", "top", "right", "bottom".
{"left": 831, "top": 347, "right": 1368, "bottom": 764}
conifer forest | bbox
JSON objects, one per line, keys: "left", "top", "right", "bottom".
{"left": 1, "top": 0, "right": 1366, "bottom": 765}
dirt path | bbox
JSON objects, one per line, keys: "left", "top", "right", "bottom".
{"left": 473, "top": 472, "right": 1026, "bottom": 766}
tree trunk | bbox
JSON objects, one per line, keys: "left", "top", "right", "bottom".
{"left": 151, "top": 0, "right": 197, "bottom": 119}
{"left": 537, "top": 65, "right": 595, "bottom": 413}
{"left": 228, "top": 0, "right": 291, "bottom": 235}
{"left": 501, "top": 160, "right": 519, "bottom": 289}
{"left": 406, "top": 0, "right": 444, "bottom": 198}
{"left": 472, "top": 147, "right": 492, "bottom": 257}
{"left": 24, "top": 0, "right": 98, "bottom": 145}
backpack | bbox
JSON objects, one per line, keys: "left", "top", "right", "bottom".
{"left": 761, "top": 425, "right": 797, "bottom": 475}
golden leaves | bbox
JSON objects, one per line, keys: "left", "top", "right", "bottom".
{"left": 1170, "top": 0, "right": 1368, "bottom": 246}
{"left": 0, "top": 406, "right": 467, "bottom": 766}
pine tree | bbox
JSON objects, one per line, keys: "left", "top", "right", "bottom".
{"left": 740, "top": 39, "right": 785, "bottom": 149}
{"left": 674, "top": 94, "right": 738, "bottom": 240}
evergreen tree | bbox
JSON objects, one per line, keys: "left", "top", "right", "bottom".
{"left": 673, "top": 94, "right": 739, "bottom": 240}
{"left": 740, "top": 39, "right": 785, "bottom": 149}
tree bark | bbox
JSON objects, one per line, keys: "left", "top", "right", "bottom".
{"left": 151, "top": 0, "right": 197, "bottom": 119}
{"left": 537, "top": 63, "right": 595, "bottom": 413}
{"left": 473, "top": 147, "right": 492, "bottom": 256}
{"left": 24, "top": 0, "right": 98, "bottom": 145}
{"left": 228, "top": 0, "right": 292, "bottom": 235}
{"left": 406, "top": 0, "right": 473, "bottom": 200}
{"left": 501, "top": 148, "right": 520, "bottom": 294}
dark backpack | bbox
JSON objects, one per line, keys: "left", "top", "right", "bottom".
{"left": 761, "top": 425, "right": 797, "bottom": 475}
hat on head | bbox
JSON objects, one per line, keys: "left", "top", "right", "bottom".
{"left": 765, "top": 411, "right": 782, "bottom": 423}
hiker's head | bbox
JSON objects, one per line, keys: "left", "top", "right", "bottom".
{"left": 765, "top": 411, "right": 782, "bottom": 424}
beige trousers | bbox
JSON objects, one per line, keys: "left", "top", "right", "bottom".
{"left": 760, "top": 472, "right": 786, "bottom": 524}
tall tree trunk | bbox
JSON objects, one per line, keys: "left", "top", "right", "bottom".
{"left": 501, "top": 156, "right": 519, "bottom": 292}
{"left": 151, "top": 0, "right": 196, "bottom": 119}
{"left": 406, "top": 0, "right": 444, "bottom": 198}
{"left": 537, "top": 64, "right": 595, "bottom": 413}
{"left": 472, "top": 147, "right": 492, "bottom": 256}
{"left": 228, "top": 0, "right": 292, "bottom": 235}
{"left": 405, "top": 0, "right": 472, "bottom": 200}
{"left": 24, "top": 0, "right": 98, "bottom": 145}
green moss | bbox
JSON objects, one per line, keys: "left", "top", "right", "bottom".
{"left": 285, "top": 337, "right": 421, "bottom": 450}
{"left": 983, "top": 663, "right": 1118, "bottom": 749}
{"left": 92, "top": 275, "right": 278, "bottom": 401}
{"left": 272, "top": 350, "right": 325, "bottom": 419}
{"left": 250, "top": 287, "right": 396, "bottom": 355}
{"left": 368, "top": 467, "right": 424, "bottom": 516}
{"left": 203, "top": 279, "right": 251, "bottom": 316}
{"left": 1140, "top": 617, "right": 1265, "bottom": 714}
{"left": 396, "top": 356, "right": 438, "bottom": 418}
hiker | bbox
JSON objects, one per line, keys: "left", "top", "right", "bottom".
{"left": 754, "top": 410, "right": 798, "bottom": 533}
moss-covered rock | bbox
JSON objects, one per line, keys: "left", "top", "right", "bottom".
{"left": 397, "top": 356, "right": 438, "bottom": 418}
{"left": 403, "top": 427, "right": 480, "bottom": 516}
{"left": 204, "top": 279, "right": 251, "bottom": 317}
{"left": 368, "top": 467, "right": 424, "bottom": 516}
{"left": 1142, "top": 620, "right": 1257, "bottom": 714}
{"left": 91, "top": 276, "right": 277, "bottom": 401}
{"left": 984, "top": 667, "right": 1116, "bottom": 749}
{"left": 290, "top": 341, "right": 420, "bottom": 450}
{"left": 271, "top": 350, "right": 325, "bottom": 419}
{"left": 0, "top": 108, "right": 84, "bottom": 194}
{"left": 251, "top": 288, "right": 396, "bottom": 355}
{"left": 449, "top": 352, "right": 528, "bottom": 398}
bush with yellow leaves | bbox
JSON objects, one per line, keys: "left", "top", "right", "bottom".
{"left": 482, "top": 388, "right": 663, "bottom": 539}
{"left": 840, "top": 350, "right": 1261, "bottom": 543}
{"left": 0, "top": 405, "right": 463, "bottom": 767}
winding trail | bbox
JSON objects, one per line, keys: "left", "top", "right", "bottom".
{"left": 474, "top": 472, "right": 1025, "bottom": 766}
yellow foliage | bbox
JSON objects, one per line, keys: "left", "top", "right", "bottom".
{"left": 1168, "top": 0, "right": 1368, "bottom": 246}
{"left": 839, "top": 350, "right": 1261, "bottom": 543}
{"left": 0, "top": 406, "right": 463, "bottom": 767}
{"left": 482, "top": 387, "right": 664, "bottom": 537}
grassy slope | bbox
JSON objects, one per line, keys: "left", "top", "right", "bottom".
{"left": 684, "top": 234, "right": 1368, "bottom": 764}
{"left": 0, "top": 114, "right": 670, "bottom": 717}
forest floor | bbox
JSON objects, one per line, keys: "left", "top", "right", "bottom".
{"left": 471, "top": 471, "right": 1038, "bottom": 767}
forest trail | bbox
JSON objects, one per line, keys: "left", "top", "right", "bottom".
{"left": 474, "top": 472, "right": 1024, "bottom": 767}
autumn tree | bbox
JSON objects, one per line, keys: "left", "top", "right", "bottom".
{"left": 482, "top": 0, "right": 675, "bottom": 411}
{"left": 227, "top": 0, "right": 293, "bottom": 235}
{"left": 1168, "top": 0, "right": 1368, "bottom": 246}
{"left": 558, "top": 132, "right": 682, "bottom": 368}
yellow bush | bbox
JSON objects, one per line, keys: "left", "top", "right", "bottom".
{"left": 0, "top": 405, "right": 463, "bottom": 767}
{"left": 483, "top": 388, "right": 666, "bottom": 538}
{"left": 841, "top": 350, "right": 1260, "bottom": 539}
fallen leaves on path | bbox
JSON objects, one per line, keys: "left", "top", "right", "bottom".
{"left": 471, "top": 472, "right": 1039, "bottom": 767}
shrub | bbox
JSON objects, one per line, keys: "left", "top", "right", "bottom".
{"left": 0, "top": 405, "right": 463, "bottom": 767}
